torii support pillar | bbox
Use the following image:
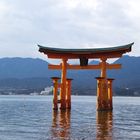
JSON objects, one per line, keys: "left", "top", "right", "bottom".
{"left": 51, "top": 77, "right": 60, "bottom": 110}
{"left": 107, "top": 78, "right": 114, "bottom": 110}
{"left": 96, "top": 77, "right": 105, "bottom": 111}
{"left": 96, "top": 77, "right": 114, "bottom": 111}
{"left": 66, "top": 79, "right": 73, "bottom": 109}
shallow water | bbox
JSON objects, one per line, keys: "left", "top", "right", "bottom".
{"left": 0, "top": 95, "right": 139, "bottom": 140}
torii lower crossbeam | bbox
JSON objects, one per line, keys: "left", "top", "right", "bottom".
{"left": 48, "top": 64, "right": 121, "bottom": 70}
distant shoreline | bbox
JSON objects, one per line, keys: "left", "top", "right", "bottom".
{"left": 0, "top": 94, "right": 140, "bottom": 97}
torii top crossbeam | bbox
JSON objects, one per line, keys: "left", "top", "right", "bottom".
{"left": 38, "top": 42, "right": 133, "bottom": 59}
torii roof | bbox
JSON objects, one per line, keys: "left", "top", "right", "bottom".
{"left": 38, "top": 42, "right": 134, "bottom": 59}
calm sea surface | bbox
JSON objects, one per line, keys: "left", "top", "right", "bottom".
{"left": 0, "top": 95, "right": 139, "bottom": 140}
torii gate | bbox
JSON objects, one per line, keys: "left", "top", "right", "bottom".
{"left": 38, "top": 42, "right": 133, "bottom": 111}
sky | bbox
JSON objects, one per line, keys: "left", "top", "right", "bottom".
{"left": 0, "top": 0, "right": 140, "bottom": 62}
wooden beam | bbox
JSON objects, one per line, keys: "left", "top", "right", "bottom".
{"left": 68, "top": 65, "right": 101, "bottom": 69}
{"left": 106, "top": 64, "right": 121, "bottom": 69}
{"left": 47, "top": 53, "right": 122, "bottom": 59}
{"left": 48, "top": 64, "right": 121, "bottom": 70}
{"left": 49, "top": 64, "right": 61, "bottom": 69}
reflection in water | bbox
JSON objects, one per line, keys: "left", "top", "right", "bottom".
{"left": 51, "top": 109, "right": 113, "bottom": 139}
{"left": 96, "top": 111, "right": 113, "bottom": 140}
{"left": 51, "top": 110, "right": 71, "bottom": 139}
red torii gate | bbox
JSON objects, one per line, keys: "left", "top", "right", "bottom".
{"left": 38, "top": 42, "right": 133, "bottom": 111}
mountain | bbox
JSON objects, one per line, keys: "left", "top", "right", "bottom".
{"left": 0, "top": 56, "right": 140, "bottom": 95}
{"left": 109, "top": 55, "right": 140, "bottom": 88}
{"left": 0, "top": 57, "right": 61, "bottom": 94}
{"left": 0, "top": 57, "right": 59, "bottom": 78}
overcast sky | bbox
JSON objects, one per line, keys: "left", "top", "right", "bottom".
{"left": 0, "top": 0, "right": 140, "bottom": 61}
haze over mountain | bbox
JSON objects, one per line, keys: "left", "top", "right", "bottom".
{"left": 0, "top": 56, "right": 139, "bottom": 95}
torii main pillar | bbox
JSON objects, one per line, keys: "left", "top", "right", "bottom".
{"left": 60, "top": 59, "right": 67, "bottom": 110}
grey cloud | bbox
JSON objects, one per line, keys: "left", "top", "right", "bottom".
{"left": 0, "top": 0, "right": 139, "bottom": 59}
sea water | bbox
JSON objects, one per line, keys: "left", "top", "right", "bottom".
{"left": 0, "top": 95, "right": 139, "bottom": 140}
